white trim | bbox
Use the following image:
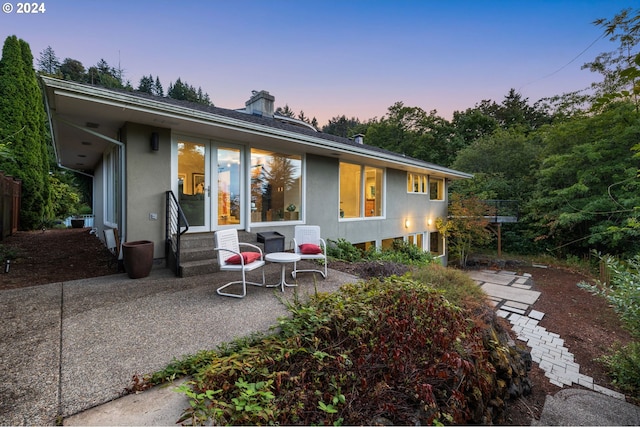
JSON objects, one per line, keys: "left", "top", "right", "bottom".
{"left": 42, "top": 77, "right": 472, "bottom": 180}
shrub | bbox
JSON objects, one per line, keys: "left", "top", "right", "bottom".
{"left": 170, "top": 275, "right": 511, "bottom": 425}
{"left": 579, "top": 252, "right": 640, "bottom": 398}
{"left": 365, "top": 239, "right": 435, "bottom": 266}
{"left": 326, "top": 238, "right": 363, "bottom": 262}
{"left": 578, "top": 253, "right": 640, "bottom": 338}
{"left": 0, "top": 244, "right": 18, "bottom": 264}
{"left": 598, "top": 342, "right": 640, "bottom": 397}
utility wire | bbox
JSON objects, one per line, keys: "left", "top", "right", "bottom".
{"left": 518, "top": 33, "right": 606, "bottom": 91}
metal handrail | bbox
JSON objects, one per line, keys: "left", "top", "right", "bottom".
{"left": 482, "top": 199, "right": 519, "bottom": 223}
{"left": 165, "top": 191, "right": 189, "bottom": 276}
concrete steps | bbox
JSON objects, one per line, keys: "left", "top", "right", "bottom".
{"left": 178, "top": 231, "right": 263, "bottom": 277}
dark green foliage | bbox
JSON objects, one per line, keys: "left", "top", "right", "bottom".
{"left": 59, "top": 58, "right": 86, "bottom": 82}
{"left": 366, "top": 239, "right": 436, "bottom": 266}
{"left": 275, "top": 104, "right": 295, "bottom": 117}
{"left": 0, "top": 243, "right": 18, "bottom": 263}
{"left": 451, "top": 129, "right": 542, "bottom": 201}
{"left": 327, "top": 238, "right": 363, "bottom": 262}
{"left": 167, "top": 78, "right": 211, "bottom": 105}
{"left": 527, "top": 102, "right": 640, "bottom": 257}
{"left": 579, "top": 252, "right": 640, "bottom": 338}
{"left": 364, "top": 102, "right": 459, "bottom": 166}
{"left": 321, "top": 115, "right": 364, "bottom": 138}
{"left": 137, "top": 74, "right": 154, "bottom": 94}
{"left": 170, "top": 276, "right": 510, "bottom": 425}
{"left": 36, "top": 46, "right": 60, "bottom": 75}
{"left": 598, "top": 342, "right": 640, "bottom": 396}
{"left": 86, "top": 58, "right": 124, "bottom": 89}
{"left": 580, "top": 252, "right": 640, "bottom": 397}
{"left": 0, "top": 36, "right": 52, "bottom": 229}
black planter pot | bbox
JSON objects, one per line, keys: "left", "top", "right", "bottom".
{"left": 122, "top": 240, "right": 154, "bottom": 279}
{"left": 71, "top": 218, "right": 85, "bottom": 228}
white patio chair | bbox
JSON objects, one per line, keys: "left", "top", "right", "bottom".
{"left": 292, "top": 225, "right": 328, "bottom": 279}
{"left": 214, "top": 229, "right": 266, "bottom": 298}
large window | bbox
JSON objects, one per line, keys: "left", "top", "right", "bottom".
{"left": 251, "top": 149, "right": 302, "bottom": 222}
{"left": 340, "top": 162, "right": 383, "bottom": 218}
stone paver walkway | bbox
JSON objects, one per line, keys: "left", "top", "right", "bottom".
{"left": 467, "top": 269, "right": 625, "bottom": 400}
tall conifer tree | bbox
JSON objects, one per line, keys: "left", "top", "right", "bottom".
{"left": 0, "top": 35, "right": 51, "bottom": 229}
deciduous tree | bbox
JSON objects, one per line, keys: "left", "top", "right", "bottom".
{"left": 436, "top": 194, "right": 492, "bottom": 267}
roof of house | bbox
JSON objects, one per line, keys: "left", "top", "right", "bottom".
{"left": 40, "top": 76, "right": 472, "bottom": 180}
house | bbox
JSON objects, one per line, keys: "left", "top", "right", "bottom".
{"left": 40, "top": 76, "right": 472, "bottom": 274}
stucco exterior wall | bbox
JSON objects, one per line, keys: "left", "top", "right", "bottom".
{"left": 92, "top": 159, "right": 105, "bottom": 238}
{"left": 109, "top": 125, "right": 450, "bottom": 261}
{"left": 123, "top": 123, "right": 171, "bottom": 258}
{"left": 250, "top": 155, "right": 447, "bottom": 256}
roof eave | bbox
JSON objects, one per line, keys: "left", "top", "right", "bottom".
{"left": 40, "top": 77, "right": 473, "bottom": 180}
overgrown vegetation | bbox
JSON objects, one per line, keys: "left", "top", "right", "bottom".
{"left": 141, "top": 270, "right": 529, "bottom": 425}
{"left": 579, "top": 253, "right": 640, "bottom": 397}
{"left": 0, "top": 244, "right": 18, "bottom": 265}
{"left": 327, "top": 237, "right": 435, "bottom": 266}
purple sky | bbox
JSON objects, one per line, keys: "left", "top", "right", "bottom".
{"left": 1, "top": 0, "right": 635, "bottom": 126}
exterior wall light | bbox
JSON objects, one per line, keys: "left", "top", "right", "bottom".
{"left": 405, "top": 219, "right": 410, "bottom": 229}
{"left": 150, "top": 132, "right": 159, "bottom": 151}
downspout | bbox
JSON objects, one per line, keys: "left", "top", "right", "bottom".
{"left": 42, "top": 85, "right": 95, "bottom": 216}
{"left": 51, "top": 115, "right": 127, "bottom": 251}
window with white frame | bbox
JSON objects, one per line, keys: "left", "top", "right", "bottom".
{"left": 407, "top": 173, "right": 427, "bottom": 193}
{"left": 340, "top": 162, "right": 383, "bottom": 218}
{"left": 429, "top": 177, "right": 444, "bottom": 201}
{"left": 407, "top": 233, "right": 424, "bottom": 250}
{"left": 104, "top": 146, "right": 121, "bottom": 227}
{"left": 250, "top": 149, "right": 302, "bottom": 222}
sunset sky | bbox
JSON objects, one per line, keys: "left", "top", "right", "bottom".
{"left": 1, "top": 0, "right": 636, "bottom": 125}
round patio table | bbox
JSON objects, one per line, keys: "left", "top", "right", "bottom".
{"left": 265, "top": 252, "right": 301, "bottom": 292}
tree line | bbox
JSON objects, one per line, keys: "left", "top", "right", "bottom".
{"left": 37, "top": 46, "right": 213, "bottom": 105}
{"left": 0, "top": 8, "right": 638, "bottom": 261}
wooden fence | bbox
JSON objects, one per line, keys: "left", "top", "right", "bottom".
{"left": 0, "top": 171, "right": 21, "bottom": 240}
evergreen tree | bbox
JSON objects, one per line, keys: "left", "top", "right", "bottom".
{"left": 153, "top": 76, "right": 164, "bottom": 96}
{"left": 167, "top": 78, "right": 211, "bottom": 105}
{"left": 321, "top": 115, "right": 362, "bottom": 137}
{"left": 137, "top": 74, "right": 154, "bottom": 94}
{"left": 0, "top": 36, "right": 52, "bottom": 229}
{"left": 275, "top": 104, "right": 295, "bottom": 117}
{"left": 37, "top": 46, "right": 60, "bottom": 76}
{"left": 87, "top": 58, "right": 123, "bottom": 88}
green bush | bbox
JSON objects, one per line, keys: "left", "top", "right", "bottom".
{"left": 365, "top": 239, "right": 435, "bottom": 266}
{"left": 598, "top": 342, "right": 640, "bottom": 397}
{"left": 328, "top": 238, "right": 435, "bottom": 266}
{"left": 578, "top": 253, "right": 640, "bottom": 338}
{"left": 326, "top": 238, "right": 363, "bottom": 262}
{"left": 149, "top": 272, "right": 512, "bottom": 425}
{"left": 0, "top": 244, "right": 17, "bottom": 263}
{"left": 579, "top": 252, "right": 640, "bottom": 398}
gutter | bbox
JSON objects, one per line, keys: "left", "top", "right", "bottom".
{"left": 51, "top": 113, "right": 127, "bottom": 255}
{"left": 40, "top": 77, "right": 472, "bottom": 180}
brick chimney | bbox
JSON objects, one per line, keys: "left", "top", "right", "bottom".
{"left": 245, "top": 90, "right": 275, "bottom": 118}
